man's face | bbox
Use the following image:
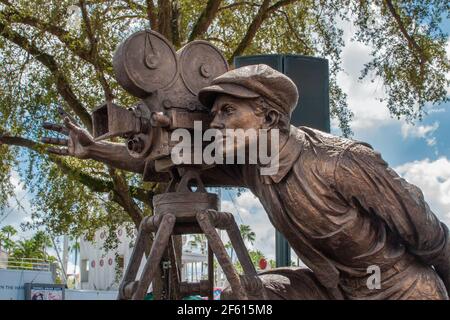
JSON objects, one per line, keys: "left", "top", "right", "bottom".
{"left": 210, "top": 94, "right": 265, "bottom": 159}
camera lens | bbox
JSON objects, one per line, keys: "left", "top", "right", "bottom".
{"left": 127, "top": 137, "right": 144, "bottom": 153}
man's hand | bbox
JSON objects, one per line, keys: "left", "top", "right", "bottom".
{"left": 42, "top": 117, "right": 94, "bottom": 159}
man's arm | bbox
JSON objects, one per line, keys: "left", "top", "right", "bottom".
{"left": 42, "top": 118, "right": 246, "bottom": 185}
{"left": 42, "top": 118, "right": 145, "bottom": 174}
{"left": 334, "top": 143, "right": 450, "bottom": 291}
{"left": 87, "top": 141, "right": 145, "bottom": 173}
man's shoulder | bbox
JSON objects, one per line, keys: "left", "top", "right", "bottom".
{"left": 290, "top": 125, "right": 385, "bottom": 174}
{"left": 285, "top": 126, "right": 350, "bottom": 181}
{"left": 291, "top": 125, "right": 362, "bottom": 155}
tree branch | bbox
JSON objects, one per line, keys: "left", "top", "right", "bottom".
{"left": 229, "top": 0, "right": 298, "bottom": 63}
{"left": 79, "top": 0, "right": 114, "bottom": 101}
{"left": 171, "top": 0, "right": 181, "bottom": 48}
{"left": 157, "top": 0, "right": 172, "bottom": 40}
{"left": 0, "top": 3, "right": 109, "bottom": 69}
{"left": 145, "top": 0, "right": 158, "bottom": 29}
{"left": 383, "top": 0, "right": 426, "bottom": 70}
{"left": 109, "top": 168, "right": 143, "bottom": 228}
{"left": 0, "top": 133, "right": 152, "bottom": 208}
{"left": 188, "top": 0, "right": 222, "bottom": 41}
{"left": 277, "top": 9, "right": 311, "bottom": 53}
{"left": 265, "top": 0, "right": 298, "bottom": 15}
{"left": 0, "top": 22, "right": 93, "bottom": 131}
{"left": 1, "top": 2, "right": 114, "bottom": 104}
{"left": 229, "top": 0, "right": 271, "bottom": 63}
{"left": 218, "top": 1, "right": 259, "bottom": 11}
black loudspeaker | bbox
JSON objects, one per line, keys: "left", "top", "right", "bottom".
{"left": 234, "top": 54, "right": 330, "bottom": 131}
{"left": 234, "top": 54, "right": 330, "bottom": 267}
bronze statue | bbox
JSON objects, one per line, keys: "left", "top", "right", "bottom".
{"left": 42, "top": 30, "right": 450, "bottom": 300}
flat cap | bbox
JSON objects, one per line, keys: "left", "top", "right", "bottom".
{"left": 198, "top": 64, "right": 299, "bottom": 116}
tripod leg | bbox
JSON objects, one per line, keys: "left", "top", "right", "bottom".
{"left": 167, "top": 237, "right": 181, "bottom": 299}
{"left": 132, "top": 214, "right": 176, "bottom": 300}
{"left": 118, "top": 217, "right": 153, "bottom": 300}
{"left": 207, "top": 245, "right": 214, "bottom": 300}
{"left": 225, "top": 216, "right": 267, "bottom": 299}
{"left": 196, "top": 210, "right": 248, "bottom": 300}
{"left": 225, "top": 216, "right": 257, "bottom": 277}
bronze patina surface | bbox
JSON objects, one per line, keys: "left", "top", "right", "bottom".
{"left": 42, "top": 30, "right": 450, "bottom": 300}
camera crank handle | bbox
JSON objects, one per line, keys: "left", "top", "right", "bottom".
{"left": 151, "top": 112, "right": 171, "bottom": 127}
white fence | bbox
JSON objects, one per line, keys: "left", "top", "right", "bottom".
{"left": 0, "top": 257, "right": 52, "bottom": 272}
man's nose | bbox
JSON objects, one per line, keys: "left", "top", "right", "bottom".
{"left": 210, "top": 117, "right": 225, "bottom": 129}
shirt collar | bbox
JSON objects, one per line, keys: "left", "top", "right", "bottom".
{"left": 260, "top": 126, "right": 303, "bottom": 184}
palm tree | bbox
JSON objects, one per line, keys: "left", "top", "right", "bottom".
{"left": 0, "top": 225, "right": 17, "bottom": 254}
{"left": 1, "top": 225, "right": 17, "bottom": 239}
{"left": 188, "top": 234, "right": 206, "bottom": 254}
{"left": 13, "top": 231, "right": 52, "bottom": 260}
{"left": 70, "top": 238, "right": 80, "bottom": 275}
{"left": 239, "top": 225, "right": 256, "bottom": 246}
{"left": 224, "top": 225, "right": 256, "bottom": 264}
{"left": 66, "top": 238, "right": 80, "bottom": 288}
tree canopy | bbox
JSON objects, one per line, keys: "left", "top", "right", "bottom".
{"left": 0, "top": 0, "right": 448, "bottom": 245}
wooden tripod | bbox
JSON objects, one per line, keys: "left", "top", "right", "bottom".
{"left": 117, "top": 169, "right": 263, "bottom": 300}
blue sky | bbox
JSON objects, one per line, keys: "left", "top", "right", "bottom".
{"left": 1, "top": 15, "right": 450, "bottom": 265}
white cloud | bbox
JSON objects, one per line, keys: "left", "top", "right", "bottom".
{"left": 0, "top": 171, "right": 33, "bottom": 237}
{"left": 395, "top": 157, "right": 450, "bottom": 226}
{"left": 334, "top": 21, "right": 448, "bottom": 150}
{"left": 428, "top": 108, "right": 446, "bottom": 114}
{"left": 401, "top": 121, "right": 439, "bottom": 146}
{"left": 334, "top": 20, "right": 393, "bottom": 133}
{"left": 221, "top": 190, "right": 276, "bottom": 260}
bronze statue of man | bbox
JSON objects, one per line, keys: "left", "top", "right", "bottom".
{"left": 43, "top": 64, "right": 450, "bottom": 300}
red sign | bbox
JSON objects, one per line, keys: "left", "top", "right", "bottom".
{"left": 259, "top": 258, "right": 267, "bottom": 270}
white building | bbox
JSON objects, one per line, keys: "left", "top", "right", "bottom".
{"left": 79, "top": 227, "right": 138, "bottom": 290}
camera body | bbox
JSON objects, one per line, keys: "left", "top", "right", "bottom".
{"left": 92, "top": 30, "right": 228, "bottom": 171}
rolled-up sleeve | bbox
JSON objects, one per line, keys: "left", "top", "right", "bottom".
{"left": 334, "top": 142, "right": 449, "bottom": 266}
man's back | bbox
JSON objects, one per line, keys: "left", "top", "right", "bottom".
{"left": 237, "top": 126, "right": 449, "bottom": 299}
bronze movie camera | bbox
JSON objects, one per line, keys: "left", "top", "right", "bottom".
{"left": 98, "top": 30, "right": 262, "bottom": 301}
{"left": 92, "top": 30, "right": 228, "bottom": 170}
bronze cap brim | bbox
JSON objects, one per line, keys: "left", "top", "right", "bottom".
{"left": 198, "top": 83, "right": 260, "bottom": 109}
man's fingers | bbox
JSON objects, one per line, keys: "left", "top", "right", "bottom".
{"left": 57, "top": 106, "right": 69, "bottom": 119}
{"left": 58, "top": 107, "right": 79, "bottom": 124}
{"left": 41, "top": 137, "right": 69, "bottom": 146}
{"left": 42, "top": 122, "right": 69, "bottom": 135}
{"left": 47, "top": 147, "right": 69, "bottom": 156}
{"left": 63, "top": 117, "right": 78, "bottom": 131}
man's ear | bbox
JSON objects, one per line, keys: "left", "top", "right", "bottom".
{"left": 263, "top": 109, "right": 280, "bottom": 129}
